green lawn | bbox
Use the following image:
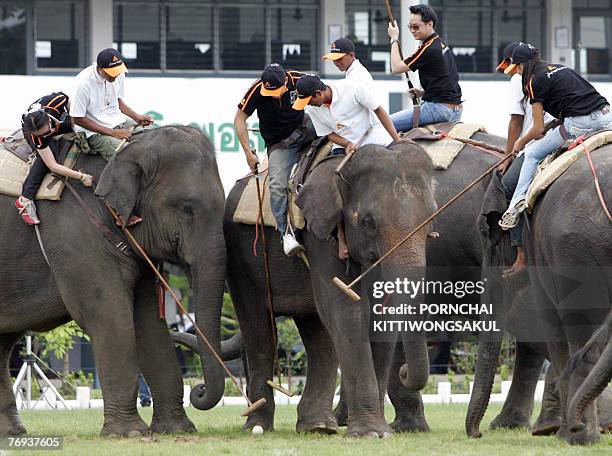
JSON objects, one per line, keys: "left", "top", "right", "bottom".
{"left": 12, "top": 403, "right": 611, "bottom": 456}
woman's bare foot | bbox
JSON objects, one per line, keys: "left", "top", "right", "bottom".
{"left": 503, "top": 246, "right": 526, "bottom": 278}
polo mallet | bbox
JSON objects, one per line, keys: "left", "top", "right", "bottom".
{"left": 332, "top": 151, "right": 517, "bottom": 301}
{"left": 334, "top": 126, "right": 374, "bottom": 175}
{"left": 114, "top": 124, "right": 137, "bottom": 153}
{"left": 385, "top": 0, "right": 421, "bottom": 128}
{"left": 253, "top": 161, "right": 294, "bottom": 398}
{"left": 105, "top": 204, "right": 267, "bottom": 416}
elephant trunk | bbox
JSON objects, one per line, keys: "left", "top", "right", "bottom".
{"left": 568, "top": 315, "right": 612, "bottom": 432}
{"left": 187, "top": 237, "right": 227, "bottom": 410}
{"left": 465, "top": 340, "right": 502, "bottom": 438}
{"left": 381, "top": 229, "right": 429, "bottom": 392}
{"left": 171, "top": 331, "right": 243, "bottom": 361}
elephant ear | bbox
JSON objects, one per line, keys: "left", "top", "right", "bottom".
{"left": 94, "top": 151, "right": 142, "bottom": 225}
{"left": 296, "top": 158, "right": 343, "bottom": 239}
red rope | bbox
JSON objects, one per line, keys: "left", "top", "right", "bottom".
{"left": 583, "top": 144, "right": 612, "bottom": 222}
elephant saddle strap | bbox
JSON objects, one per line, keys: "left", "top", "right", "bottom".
{"left": 64, "top": 181, "right": 133, "bottom": 257}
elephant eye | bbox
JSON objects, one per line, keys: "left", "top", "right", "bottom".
{"left": 178, "top": 202, "right": 194, "bottom": 216}
{"left": 361, "top": 215, "right": 376, "bottom": 230}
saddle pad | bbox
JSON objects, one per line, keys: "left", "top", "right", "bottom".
{"left": 526, "top": 130, "right": 612, "bottom": 211}
{"left": 233, "top": 141, "right": 333, "bottom": 229}
{"left": 401, "top": 122, "right": 486, "bottom": 170}
{"left": 0, "top": 139, "right": 80, "bottom": 201}
{"left": 232, "top": 157, "right": 305, "bottom": 230}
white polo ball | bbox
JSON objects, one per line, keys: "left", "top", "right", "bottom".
{"left": 252, "top": 425, "right": 264, "bottom": 435}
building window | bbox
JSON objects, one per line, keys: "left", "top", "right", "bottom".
{"left": 35, "top": 1, "right": 87, "bottom": 70}
{"left": 346, "top": 0, "right": 400, "bottom": 73}
{"left": 114, "top": 2, "right": 161, "bottom": 69}
{"left": 573, "top": 0, "right": 612, "bottom": 76}
{"left": 113, "top": 0, "right": 320, "bottom": 73}
{"left": 429, "top": 0, "right": 546, "bottom": 74}
{"left": 0, "top": 3, "right": 27, "bottom": 74}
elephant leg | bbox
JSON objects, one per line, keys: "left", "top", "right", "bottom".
{"left": 596, "top": 387, "right": 612, "bottom": 433}
{"left": 60, "top": 284, "right": 148, "bottom": 437}
{"left": 532, "top": 362, "right": 562, "bottom": 435}
{"left": 132, "top": 272, "right": 195, "bottom": 434}
{"left": 294, "top": 315, "right": 339, "bottom": 434}
{"left": 370, "top": 339, "right": 394, "bottom": 422}
{"left": 491, "top": 342, "right": 544, "bottom": 431}
{"left": 387, "top": 341, "right": 430, "bottom": 433}
{"left": 333, "top": 377, "right": 348, "bottom": 426}
{"left": 0, "top": 333, "right": 26, "bottom": 436}
{"left": 564, "top": 341, "right": 602, "bottom": 445}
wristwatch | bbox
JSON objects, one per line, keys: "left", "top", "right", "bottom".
{"left": 390, "top": 38, "right": 400, "bottom": 45}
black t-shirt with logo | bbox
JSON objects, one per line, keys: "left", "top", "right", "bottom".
{"left": 403, "top": 33, "right": 462, "bottom": 105}
{"left": 527, "top": 65, "right": 608, "bottom": 120}
{"left": 22, "top": 92, "right": 72, "bottom": 152}
{"left": 238, "top": 70, "right": 305, "bottom": 147}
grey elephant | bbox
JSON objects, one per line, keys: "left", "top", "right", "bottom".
{"left": 221, "top": 141, "right": 437, "bottom": 437}
{"left": 0, "top": 126, "right": 226, "bottom": 437}
{"left": 471, "top": 149, "right": 612, "bottom": 445}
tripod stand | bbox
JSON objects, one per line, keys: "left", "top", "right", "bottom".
{"left": 12, "top": 334, "right": 70, "bottom": 410}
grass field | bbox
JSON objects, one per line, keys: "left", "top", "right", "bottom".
{"left": 10, "top": 403, "right": 611, "bottom": 455}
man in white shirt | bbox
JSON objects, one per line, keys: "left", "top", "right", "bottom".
{"left": 292, "top": 74, "right": 400, "bottom": 155}
{"left": 496, "top": 42, "right": 553, "bottom": 278}
{"left": 293, "top": 74, "right": 401, "bottom": 258}
{"left": 322, "top": 38, "right": 374, "bottom": 86}
{"left": 70, "top": 48, "right": 153, "bottom": 161}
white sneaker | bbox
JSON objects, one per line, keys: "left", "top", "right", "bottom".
{"left": 282, "top": 233, "right": 303, "bottom": 256}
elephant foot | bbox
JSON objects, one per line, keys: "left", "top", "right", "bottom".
{"left": 150, "top": 414, "right": 196, "bottom": 434}
{"left": 390, "top": 414, "right": 430, "bottom": 433}
{"left": 296, "top": 416, "right": 338, "bottom": 435}
{"left": 347, "top": 421, "right": 393, "bottom": 438}
{"left": 0, "top": 414, "right": 27, "bottom": 437}
{"left": 100, "top": 416, "right": 150, "bottom": 437}
{"left": 560, "top": 424, "right": 601, "bottom": 446}
{"left": 490, "top": 413, "right": 530, "bottom": 431}
{"left": 531, "top": 412, "right": 562, "bottom": 436}
{"left": 333, "top": 407, "right": 348, "bottom": 427}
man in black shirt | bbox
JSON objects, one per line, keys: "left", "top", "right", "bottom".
{"left": 234, "top": 63, "right": 316, "bottom": 255}
{"left": 387, "top": 4, "right": 463, "bottom": 131}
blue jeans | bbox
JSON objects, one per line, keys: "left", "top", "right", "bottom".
{"left": 508, "top": 107, "right": 612, "bottom": 209}
{"left": 390, "top": 101, "right": 463, "bottom": 132}
{"left": 268, "top": 123, "right": 316, "bottom": 234}
{"left": 501, "top": 154, "right": 525, "bottom": 247}
{"left": 138, "top": 373, "right": 151, "bottom": 404}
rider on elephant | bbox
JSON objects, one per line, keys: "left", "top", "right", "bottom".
{"left": 70, "top": 48, "right": 153, "bottom": 162}
{"left": 495, "top": 42, "right": 554, "bottom": 278}
{"left": 322, "top": 38, "right": 374, "bottom": 87}
{"left": 498, "top": 44, "right": 612, "bottom": 235}
{"left": 234, "top": 63, "right": 316, "bottom": 257}
{"left": 16, "top": 92, "right": 94, "bottom": 225}
{"left": 387, "top": 4, "right": 463, "bottom": 131}
{"left": 292, "top": 74, "right": 401, "bottom": 259}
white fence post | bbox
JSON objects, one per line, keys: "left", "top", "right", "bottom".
{"left": 438, "top": 382, "right": 451, "bottom": 404}
{"left": 183, "top": 385, "right": 191, "bottom": 407}
{"left": 76, "top": 386, "right": 90, "bottom": 409}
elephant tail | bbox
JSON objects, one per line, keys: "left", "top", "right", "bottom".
{"left": 171, "top": 330, "right": 243, "bottom": 361}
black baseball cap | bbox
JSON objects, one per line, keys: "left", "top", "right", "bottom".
{"left": 496, "top": 42, "right": 523, "bottom": 72}
{"left": 292, "top": 74, "right": 326, "bottom": 110}
{"left": 322, "top": 38, "right": 356, "bottom": 61}
{"left": 260, "top": 63, "right": 287, "bottom": 97}
{"left": 96, "top": 48, "right": 128, "bottom": 77}
{"left": 504, "top": 43, "right": 539, "bottom": 74}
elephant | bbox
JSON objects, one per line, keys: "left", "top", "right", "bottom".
{"left": 0, "top": 126, "right": 227, "bottom": 437}
{"left": 216, "top": 141, "right": 437, "bottom": 437}
{"left": 470, "top": 147, "right": 612, "bottom": 445}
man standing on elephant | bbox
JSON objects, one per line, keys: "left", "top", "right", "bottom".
{"left": 234, "top": 63, "right": 316, "bottom": 256}
{"left": 387, "top": 4, "right": 462, "bottom": 131}
{"left": 70, "top": 48, "right": 153, "bottom": 161}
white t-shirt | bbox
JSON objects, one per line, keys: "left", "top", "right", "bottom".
{"left": 70, "top": 64, "right": 126, "bottom": 137}
{"left": 306, "top": 80, "right": 392, "bottom": 149}
{"left": 509, "top": 73, "right": 554, "bottom": 138}
{"left": 345, "top": 59, "right": 374, "bottom": 86}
